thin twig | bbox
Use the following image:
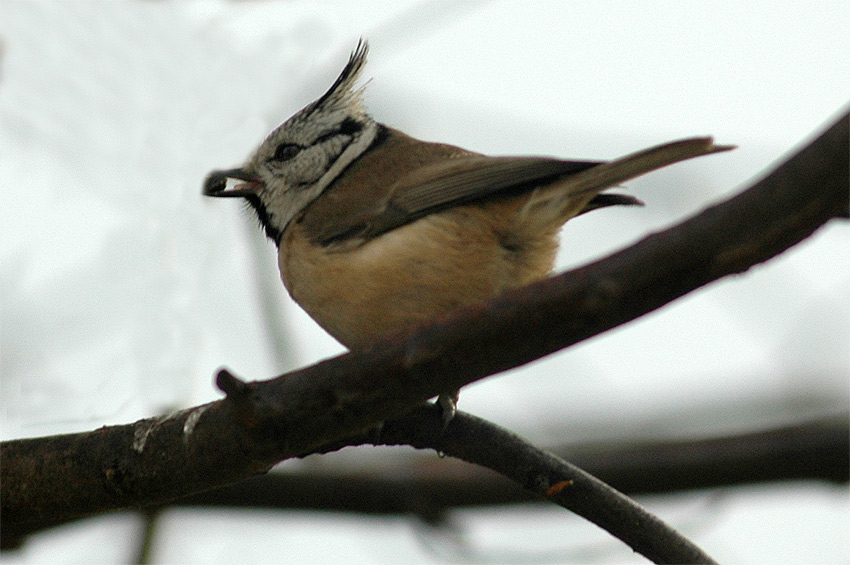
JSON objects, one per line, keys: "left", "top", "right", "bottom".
{"left": 344, "top": 405, "right": 719, "bottom": 564}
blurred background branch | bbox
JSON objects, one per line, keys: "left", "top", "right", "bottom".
{"left": 175, "top": 413, "right": 849, "bottom": 516}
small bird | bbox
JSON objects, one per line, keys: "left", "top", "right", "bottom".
{"left": 204, "top": 41, "right": 732, "bottom": 423}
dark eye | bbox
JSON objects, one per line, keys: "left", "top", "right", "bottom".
{"left": 271, "top": 143, "right": 301, "bottom": 162}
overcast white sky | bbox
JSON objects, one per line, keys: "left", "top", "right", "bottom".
{"left": 1, "top": 2, "right": 848, "bottom": 563}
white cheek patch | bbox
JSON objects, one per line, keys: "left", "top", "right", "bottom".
{"left": 314, "top": 122, "right": 378, "bottom": 194}
{"left": 261, "top": 121, "right": 379, "bottom": 236}
{"left": 288, "top": 148, "right": 331, "bottom": 187}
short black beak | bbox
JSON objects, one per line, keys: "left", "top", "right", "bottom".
{"left": 203, "top": 168, "right": 262, "bottom": 197}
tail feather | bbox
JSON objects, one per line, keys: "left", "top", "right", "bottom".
{"left": 518, "top": 137, "right": 734, "bottom": 228}
{"left": 578, "top": 193, "right": 644, "bottom": 215}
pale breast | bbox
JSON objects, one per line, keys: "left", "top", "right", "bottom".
{"left": 279, "top": 201, "right": 558, "bottom": 349}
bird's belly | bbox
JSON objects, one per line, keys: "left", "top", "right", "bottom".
{"left": 280, "top": 205, "right": 557, "bottom": 349}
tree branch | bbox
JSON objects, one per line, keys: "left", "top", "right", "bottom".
{"left": 362, "top": 405, "right": 719, "bottom": 564}
{"left": 175, "top": 413, "right": 850, "bottom": 514}
{"left": 2, "top": 111, "right": 847, "bottom": 553}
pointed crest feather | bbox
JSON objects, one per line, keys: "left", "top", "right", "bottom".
{"left": 305, "top": 39, "right": 370, "bottom": 120}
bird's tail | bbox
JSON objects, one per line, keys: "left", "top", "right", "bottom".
{"left": 518, "top": 137, "right": 735, "bottom": 228}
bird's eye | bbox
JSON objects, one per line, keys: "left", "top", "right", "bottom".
{"left": 271, "top": 143, "right": 301, "bottom": 162}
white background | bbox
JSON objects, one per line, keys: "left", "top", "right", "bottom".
{"left": 1, "top": 1, "right": 848, "bottom": 563}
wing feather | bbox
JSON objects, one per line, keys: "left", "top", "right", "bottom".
{"left": 389, "top": 156, "right": 600, "bottom": 216}
{"left": 300, "top": 134, "right": 732, "bottom": 247}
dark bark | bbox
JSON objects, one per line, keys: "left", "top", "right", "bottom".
{"left": 2, "top": 111, "right": 847, "bottom": 560}
{"left": 174, "top": 414, "right": 849, "bottom": 514}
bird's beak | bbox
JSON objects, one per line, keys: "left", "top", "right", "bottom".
{"left": 203, "top": 168, "right": 263, "bottom": 198}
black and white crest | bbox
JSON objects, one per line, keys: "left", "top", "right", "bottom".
{"left": 300, "top": 39, "right": 371, "bottom": 124}
{"left": 229, "top": 40, "right": 381, "bottom": 243}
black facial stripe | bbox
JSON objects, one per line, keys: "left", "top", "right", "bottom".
{"left": 367, "top": 123, "right": 389, "bottom": 151}
{"left": 294, "top": 129, "right": 359, "bottom": 189}
{"left": 338, "top": 117, "right": 362, "bottom": 135}
{"left": 314, "top": 131, "right": 340, "bottom": 144}
{"left": 243, "top": 193, "right": 282, "bottom": 245}
{"left": 313, "top": 118, "right": 363, "bottom": 145}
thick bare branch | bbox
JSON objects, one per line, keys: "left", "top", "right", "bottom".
{"left": 2, "top": 111, "right": 847, "bottom": 548}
